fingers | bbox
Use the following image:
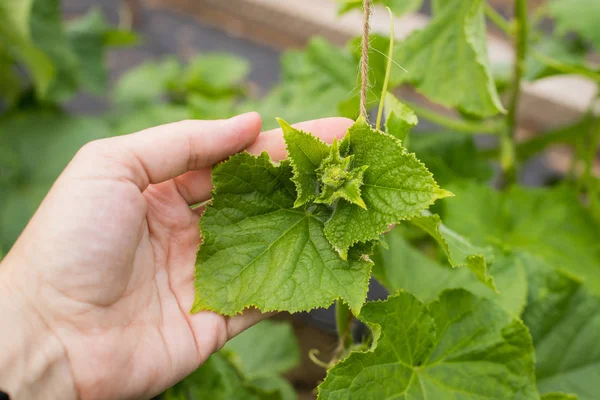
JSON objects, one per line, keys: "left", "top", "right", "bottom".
{"left": 172, "top": 117, "right": 355, "bottom": 206}
{"left": 247, "top": 117, "right": 355, "bottom": 161}
{"left": 226, "top": 308, "right": 277, "bottom": 340}
{"left": 68, "top": 112, "right": 262, "bottom": 191}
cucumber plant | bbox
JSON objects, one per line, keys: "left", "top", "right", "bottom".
{"left": 1, "top": 0, "right": 600, "bottom": 399}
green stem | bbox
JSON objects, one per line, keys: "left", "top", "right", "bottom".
{"left": 335, "top": 300, "right": 353, "bottom": 350}
{"left": 501, "top": 0, "right": 528, "bottom": 186}
{"left": 484, "top": 3, "right": 512, "bottom": 36}
{"left": 403, "top": 100, "right": 502, "bottom": 134}
{"left": 375, "top": 7, "right": 395, "bottom": 131}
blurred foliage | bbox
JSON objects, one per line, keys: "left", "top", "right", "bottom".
{"left": 1, "top": 1, "right": 600, "bottom": 398}
{"left": 162, "top": 321, "right": 300, "bottom": 400}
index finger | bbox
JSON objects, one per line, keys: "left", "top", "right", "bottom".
{"left": 247, "top": 117, "right": 355, "bottom": 161}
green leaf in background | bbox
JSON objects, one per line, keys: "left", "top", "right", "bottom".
{"left": 163, "top": 352, "right": 282, "bottom": 400}
{"left": 443, "top": 182, "right": 600, "bottom": 296}
{"left": 370, "top": 0, "right": 504, "bottom": 117}
{"left": 67, "top": 9, "right": 139, "bottom": 95}
{"left": 409, "top": 131, "right": 493, "bottom": 185}
{"left": 0, "top": 0, "right": 54, "bottom": 98}
{"left": 549, "top": 0, "right": 600, "bottom": 50}
{"left": 0, "top": 111, "right": 112, "bottom": 250}
{"left": 113, "top": 57, "right": 182, "bottom": 106}
{"left": 240, "top": 37, "right": 364, "bottom": 130}
{"left": 337, "top": 0, "right": 423, "bottom": 16}
{"left": 193, "top": 152, "right": 372, "bottom": 316}
{"left": 324, "top": 118, "right": 451, "bottom": 257}
{"left": 525, "top": 37, "right": 592, "bottom": 82}
{"left": 541, "top": 394, "right": 579, "bottom": 400}
{"left": 410, "top": 212, "right": 496, "bottom": 290}
{"left": 0, "top": 54, "right": 22, "bottom": 105}
{"left": 384, "top": 93, "right": 418, "bottom": 143}
{"left": 29, "top": 0, "right": 80, "bottom": 102}
{"left": 372, "top": 227, "right": 527, "bottom": 316}
{"left": 224, "top": 320, "right": 300, "bottom": 379}
{"left": 181, "top": 54, "right": 250, "bottom": 97}
{"left": 318, "top": 290, "right": 538, "bottom": 399}
{"left": 521, "top": 254, "right": 599, "bottom": 400}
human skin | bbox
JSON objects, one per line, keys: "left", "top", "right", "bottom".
{"left": 0, "top": 113, "right": 353, "bottom": 400}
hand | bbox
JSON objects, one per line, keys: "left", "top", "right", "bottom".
{"left": 0, "top": 113, "right": 352, "bottom": 400}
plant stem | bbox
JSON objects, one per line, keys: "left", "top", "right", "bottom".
{"left": 484, "top": 3, "right": 512, "bottom": 36}
{"left": 360, "top": 0, "right": 372, "bottom": 120}
{"left": 335, "top": 300, "right": 353, "bottom": 350}
{"left": 501, "top": 0, "right": 528, "bottom": 186}
{"left": 376, "top": 7, "right": 395, "bottom": 131}
{"left": 402, "top": 100, "right": 503, "bottom": 134}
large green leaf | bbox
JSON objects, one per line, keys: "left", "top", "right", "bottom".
{"left": 373, "top": 227, "right": 528, "bottom": 316}
{"left": 410, "top": 212, "right": 496, "bottom": 290}
{"left": 163, "top": 352, "right": 281, "bottom": 400}
{"left": 443, "top": 183, "right": 600, "bottom": 295}
{"left": 323, "top": 119, "right": 450, "bottom": 257}
{"left": 338, "top": 0, "right": 423, "bottom": 16}
{"left": 549, "top": 0, "right": 600, "bottom": 50}
{"left": 409, "top": 131, "right": 493, "bottom": 185}
{"left": 193, "top": 152, "right": 372, "bottom": 316}
{"left": 318, "top": 290, "right": 538, "bottom": 399}
{"left": 365, "top": 0, "right": 504, "bottom": 117}
{"left": 522, "top": 254, "right": 600, "bottom": 400}
{"left": 0, "top": 0, "right": 54, "bottom": 97}
{"left": 224, "top": 320, "right": 300, "bottom": 379}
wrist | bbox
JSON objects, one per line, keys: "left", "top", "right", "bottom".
{"left": 0, "top": 260, "right": 77, "bottom": 400}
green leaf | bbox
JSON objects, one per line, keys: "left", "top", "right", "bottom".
{"left": 409, "top": 131, "right": 493, "bottom": 185}
{"left": 278, "top": 119, "right": 330, "bottom": 207}
{"left": 338, "top": 0, "right": 423, "bottom": 16}
{"left": 443, "top": 182, "right": 600, "bottom": 295}
{"left": 0, "top": 112, "right": 112, "bottom": 250}
{"left": 66, "top": 9, "right": 139, "bottom": 95}
{"left": 318, "top": 290, "right": 538, "bottom": 399}
{"left": 525, "top": 37, "right": 591, "bottom": 82}
{"left": 549, "top": 0, "right": 600, "bottom": 50}
{"left": 0, "top": 0, "right": 54, "bottom": 97}
{"left": 541, "top": 394, "right": 579, "bottom": 400}
{"left": 29, "top": 0, "right": 80, "bottom": 101}
{"left": 384, "top": 93, "right": 418, "bottom": 142}
{"left": 410, "top": 213, "right": 496, "bottom": 290}
{"left": 113, "top": 57, "right": 182, "bottom": 106}
{"left": 324, "top": 118, "right": 450, "bottom": 257}
{"left": 187, "top": 93, "right": 236, "bottom": 120}
{"left": 367, "top": 0, "right": 504, "bottom": 117}
{"left": 193, "top": 152, "right": 372, "bottom": 316}
{"left": 522, "top": 254, "right": 600, "bottom": 400}
{"left": 181, "top": 54, "right": 250, "bottom": 97}
{"left": 163, "top": 352, "right": 281, "bottom": 400}
{"left": 224, "top": 320, "right": 300, "bottom": 379}
{"left": 373, "top": 228, "right": 528, "bottom": 316}
{"left": 0, "top": 56, "right": 21, "bottom": 105}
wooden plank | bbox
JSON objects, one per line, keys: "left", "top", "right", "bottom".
{"left": 145, "top": 0, "right": 597, "bottom": 131}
